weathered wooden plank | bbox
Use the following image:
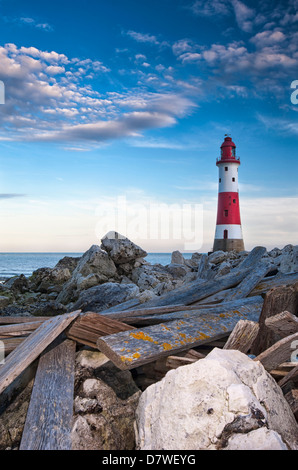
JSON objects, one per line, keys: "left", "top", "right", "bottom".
{"left": 284, "top": 389, "right": 298, "bottom": 420}
{"left": 278, "top": 365, "right": 298, "bottom": 388}
{"left": 197, "top": 254, "right": 209, "bottom": 279}
{"left": 166, "top": 356, "right": 198, "bottom": 369}
{"left": 19, "top": 337, "right": 76, "bottom": 450}
{"left": 0, "top": 321, "right": 45, "bottom": 337}
{"left": 265, "top": 311, "right": 298, "bottom": 338}
{"left": 119, "top": 246, "right": 268, "bottom": 310}
{"left": 249, "top": 273, "right": 298, "bottom": 297}
{"left": 224, "top": 260, "right": 272, "bottom": 301}
{"left": 65, "top": 312, "right": 134, "bottom": 348}
{"left": 254, "top": 332, "right": 298, "bottom": 371}
{"left": 102, "top": 296, "right": 262, "bottom": 323}
{"left": 194, "top": 272, "right": 298, "bottom": 305}
{"left": 0, "top": 316, "right": 49, "bottom": 325}
{"left": 0, "top": 310, "right": 80, "bottom": 395}
{"left": 97, "top": 303, "right": 261, "bottom": 370}
{"left": 251, "top": 284, "right": 298, "bottom": 356}
{"left": 223, "top": 320, "right": 259, "bottom": 353}
{"left": 122, "top": 296, "right": 264, "bottom": 325}
{"left": 0, "top": 337, "right": 25, "bottom": 355}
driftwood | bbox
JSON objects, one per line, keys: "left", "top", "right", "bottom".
{"left": 251, "top": 283, "right": 298, "bottom": 356}
{"left": 0, "top": 321, "right": 45, "bottom": 337}
{"left": 65, "top": 312, "right": 134, "bottom": 348}
{"left": 254, "top": 332, "right": 298, "bottom": 371}
{"left": 20, "top": 338, "right": 76, "bottom": 450}
{"left": 0, "top": 337, "right": 25, "bottom": 355}
{"left": 224, "top": 260, "right": 271, "bottom": 301}
{"left": 165, "top": 356, "right": 198, "bottom": 369}
{"left": 284, "top": 389, "right": 298, "bottom": 419}
{"left": 97, "top": 302, "right": 261, "bottom": 370}
{"left": 121, "top": 296, "right": 264, "bottom": 325}
{"left": 0, "top": 317, "right": 49, "bottom": 325}
{"left": 278, "top": 365, "right": 298, "bottom": 388}
{"left": 223, "top": 320, "right": 259, "bottom": 353}
{"left": 265, "top": 311, "right": 298, "bottom": 338}
{"left": 139, "top": 246, "right": 267, "bottom": 308}
{"left": 0, "top": 310, "right": 80, "bottom": 395}
{"left": 194, "top": 272, "right": 298, "bottom": 305}
{"left": 249, "top": 273, "right": 298, "bottom": 297}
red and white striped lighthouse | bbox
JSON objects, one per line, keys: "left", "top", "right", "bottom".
{"left": 213, "top": 135, "right": 245, "bottom": 252}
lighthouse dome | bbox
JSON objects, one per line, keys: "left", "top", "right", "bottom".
{"left": 217, "top": 135, "right": 240, "bottom": 164}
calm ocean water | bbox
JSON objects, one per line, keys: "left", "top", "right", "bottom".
{"left": 0, "top": 252, "right": 194, "bottom": 279}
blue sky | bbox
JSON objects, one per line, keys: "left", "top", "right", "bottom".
{"left": 0, "top": 0, "right": 297, "bottom": 252}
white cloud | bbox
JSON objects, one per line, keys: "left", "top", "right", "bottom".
{"left": 45, "top": 65, "right": 66, "bottom": 75}
{"left": 126, "top": 30, "right": 160, "bottom": 45}
{"left": 190, "top": 0, "right": 231, "bottom": 17}
{"left": 230, "top": 0, "right": 255, "bottom": 32}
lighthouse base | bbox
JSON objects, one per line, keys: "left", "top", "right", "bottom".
{"left": 213, "top": 238, "right": 245, "bottom": 253}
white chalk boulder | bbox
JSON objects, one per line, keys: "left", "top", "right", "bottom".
{"left": 135, "top": 348, "right": 298, "bottom": 450}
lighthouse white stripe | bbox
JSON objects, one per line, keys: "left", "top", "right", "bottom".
{"left": 218, "top": 162, "right": 239, "bottom": 193}
{"left": 215, "top": 224, "right": 243, "bottom": 240}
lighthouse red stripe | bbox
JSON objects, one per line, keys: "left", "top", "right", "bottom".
{"left": 216, "top": 192, "right": 241, "bottom": 225}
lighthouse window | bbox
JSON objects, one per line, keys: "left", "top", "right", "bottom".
{"left": 233, "top": 199, "right": 236, "bottom": 204}
{"left": 232, "top": 148, "right": 236, "bottom": 157}
{"left": 219, "top": 178, "right": 221, "bottom": 182}
{"left": 225, "top": 167, "right": 228, "bottom": 171}
{"left": 224, "top": 229, "right": 228, "bottom": 239}
{"left": 224, "top": 210, "right": 229, "bottom": 217}
{"left": 232, "top": 177, "right": 235, "bottom": 182}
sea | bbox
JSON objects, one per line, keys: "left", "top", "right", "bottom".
{"left": 0, "top": 252, "right": 195, "bottom": 280}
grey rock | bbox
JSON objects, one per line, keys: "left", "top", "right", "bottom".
{"left": 101, "top": 231, "right": 147, "bottom": 265}
{"left": 55, "top": 256, "right": 80, "bottom": 273}
{"left": 4, "top": 275, "right": 29, "bottom": 294}
{"left": 72, "top": 282, "right": 139, "bottom": 313}
{"left": 0, "top": 296, "right": 10, "bottom": 309}
{"left": 209, "top": 250, "right": 227, "bottom": 265}
{"left": 165, "top": 263, "right": 190, "bottom": 278}
{"left": 57, "top": 245, "right": 117, "bottom": 304}
{"left": 72, "top": 349, "right": 141, "bottom": 450}
{"left": 171, "top": 250, "right": 185, "bottom": 265}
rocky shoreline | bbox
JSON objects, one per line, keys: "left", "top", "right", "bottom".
{"left": 0, "top": 233, "right": 298, "bottom": 450}
{"left": 0, "top": 232, "right": 297, "bottom": 319}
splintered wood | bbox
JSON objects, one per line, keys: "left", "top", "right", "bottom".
{"left": 97, "top": 305, "right": 262, "bottom": 370}
{"left": 19, "top": 338, "right": 76, "bottom": 450}
{"left": 0, "top": 310, "right": 80, "bottom": 395}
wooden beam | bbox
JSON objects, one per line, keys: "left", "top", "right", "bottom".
{"left": 195, "top": 273, "right": 298, "bottom": 306}
{"left": 102, "top": 296, "right": 263, "bottom": 325}
{"left": 65, "top": 312, "right": 134, "bottom": 348}
{"left": 0, "top": 337, "right": 25, "bottom": 355}
{"left": 249, "top": 273, "right": 298, "bottom": 297}
{"left": 122, "top": 246, "right": 267, "bottom": 310}
{"left": 122, "top": 296, "right": 264, "bottom": 325}
{"left": 0, "top": 310, "right": 80, "bottom": 395}
{"left": 278, "top": 364, "right": 298, "bottom": 388}
{"left": 0, "top": 316, "right": 49, "bottom": 325}
{"left": 0, "top": 321, "right": 45, "bottom": 337}
{"left": 224, "top": 261, "right": 271, "bottom": 301}
{"left": 97, "top": 303, "right": 261, "bottom": 370}
{"left": 19, "top": 338, "right": 76, "bottom": 450}
{"left": 165, "top": 356, "right": 198, "bottom": 369}
{"left": 254, "top": 332, "right": 298, "bottom": 371}
{"left": 265, "top": 311, "right": 298, "bottom": 338}
{"left": 251, "top": 284, "right": 298, "bottom": 356}
{"left": 223, "top": 320, "right": 259, "bottom": 353}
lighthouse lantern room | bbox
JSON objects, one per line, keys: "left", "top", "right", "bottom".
{"left": 213, "top": 135, "right": 245, "bottom": 252}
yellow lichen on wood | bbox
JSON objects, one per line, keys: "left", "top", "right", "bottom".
{"left": 130, "top": 331, "right": 158, "bottom": 344}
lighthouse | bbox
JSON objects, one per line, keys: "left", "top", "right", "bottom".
{"left": 213, "top": 135, "right": 245, "bottom": 252}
